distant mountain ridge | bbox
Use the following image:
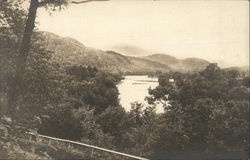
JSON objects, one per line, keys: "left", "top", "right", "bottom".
{"left": 35, "top": 31, "right": 211, "bottom": 73}
{"left": 111, "top": 44, "right": 155, "bottom": 57}
{"left": 35, "top": 31, "right": 171, "bottom": 73}
{"left": 142, "top": 54, "right": 210, "bottom": 72}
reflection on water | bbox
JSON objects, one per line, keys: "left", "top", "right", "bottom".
{"left": 117, "top": 75, "right": 164, "bottom": 113}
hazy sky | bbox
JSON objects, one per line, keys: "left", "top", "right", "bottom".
{"left": 36, "top": 0, "right": 249, "bottom": 68}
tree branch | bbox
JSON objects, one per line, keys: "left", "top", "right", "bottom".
{"left": 71, "top": 0, "right": 109, "bottom": 4}
{"left": 159, "top": 100, "right": 167, "bottom": 106}
{"left": 38, "top": 0, "right": 109, "bottom": 7}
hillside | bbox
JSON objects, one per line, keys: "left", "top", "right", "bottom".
{"left": 35, "top": 32, "right": 170, "bottom": 73}
{"left": 143, "top": 54, "right": 210, "bottom": 72}
{"left": 35, "top": 31, "right": 211, "bottom": 73}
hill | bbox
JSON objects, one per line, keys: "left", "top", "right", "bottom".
{"left": 35, "top": 32, "right": 170, "bottom": 73}
{"left": 35, "top": 31, "right": 211, "bottom": 73}
{"left": 143, "top": 54, "right": 210, "bottom": 72}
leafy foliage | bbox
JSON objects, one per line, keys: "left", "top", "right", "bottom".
{"left": 147, "top": 64, "right": 250, "bottom": 155}
{"left": 0, "top": 0, "right": 26, "bottom": 37}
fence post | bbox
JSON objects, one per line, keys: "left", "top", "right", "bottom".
{"left": 68, "top": 143, "right": 71, "bottom": 149}
{"left": 91, "top": 148, "right": 94, "bottom": 157}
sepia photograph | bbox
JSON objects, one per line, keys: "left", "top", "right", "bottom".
{"left": 0, "top": 0, "right": 249, "bottom": 159}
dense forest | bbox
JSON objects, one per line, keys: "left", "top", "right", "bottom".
{"left": 0, "top": 1, "right": 249, "bottom": 160}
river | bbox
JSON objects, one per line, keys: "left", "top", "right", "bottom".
{"left": 117, "top": 75, "right": 164, "bottom": 113}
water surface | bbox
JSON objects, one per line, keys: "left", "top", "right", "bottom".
{"left": 117, "top": 75, "right": 164, "bottom": 113}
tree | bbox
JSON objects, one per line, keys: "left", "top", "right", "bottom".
{"left": 0, "top": 1, "right": 27, "bottom": 115}
{"left": 125, "top": 103, "right": 160, "bottom": 155}
{"left": 96, "top": 106, "right": 129, "bottom": 147}
{"left": 0, "top": 31, "right": 69, "bottom": 129}
{"left": 242, "top": 76, "right": 250, "bottom": 88}
{"left": 3, "top": 0, "right": 109, "bottom": 118}
{"left": 146, "top": 64, "right": 249, "bottom": 154}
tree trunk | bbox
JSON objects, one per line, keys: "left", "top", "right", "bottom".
{"left": 7, "top": 0, "right": 38, "bottom": 118}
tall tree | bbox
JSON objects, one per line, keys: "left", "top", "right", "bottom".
{"left": 6, "top": 0, "right": 108, "bottom": 118}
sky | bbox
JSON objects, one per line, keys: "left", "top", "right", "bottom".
{"left": 36, "top": 0, "right": 249, "bottom": 68}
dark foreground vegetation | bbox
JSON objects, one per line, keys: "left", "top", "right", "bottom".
{"left": 0, "top": 1, "right": 249, "bottom": 160}
{"left": 146, "top": 64, "right": 249, "bottom": 159}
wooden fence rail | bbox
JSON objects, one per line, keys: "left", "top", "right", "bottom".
{"left": 26, "top": 131, "right": 150, "bottom": 160}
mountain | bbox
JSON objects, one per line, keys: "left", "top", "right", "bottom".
{"left": 35, "top": 32, "right": 170, "bottom": 73}
{"left": 143, "top": 54, "right": 210, "bottom": 72}
{"left": 35, "top": 31, "right": 211, "bottom": 73}
{"left": 111, "top": 44, "right": 154, "bottom": 57}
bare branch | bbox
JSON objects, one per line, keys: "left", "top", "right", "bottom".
{"left": 38, "top": 0, "right": 109, "bottom": 7}
{"left": 159, "top": 100, "right": 167, "bottom": 106}
{"left": 71, "top": 0, "right": 94, "bottom": 4}
{"left": 71, "top": 0, "right": 109, "bottom": 4}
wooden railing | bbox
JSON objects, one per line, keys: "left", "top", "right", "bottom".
{"left": 26, "top": 131, "right": 150, "bottom": 160}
